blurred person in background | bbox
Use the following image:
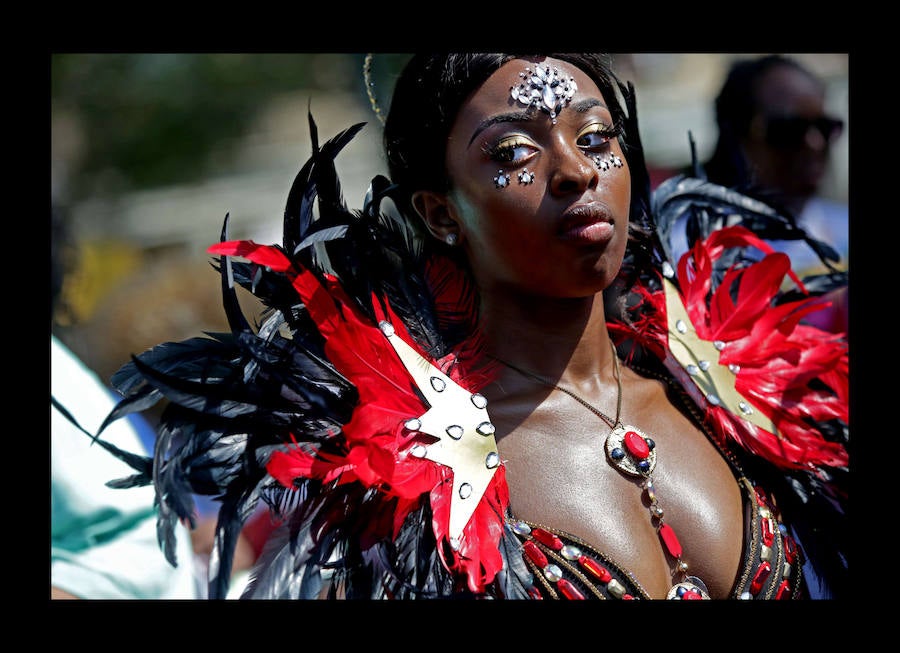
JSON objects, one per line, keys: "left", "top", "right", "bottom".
{"left": 51, "top": 204, "right": 202, "bottom": 599}
{"left": 671, "top": 54, "right": 848, "bottom": 333}
{"left": 52, "top": 201, "right": 272, "bottom": 599}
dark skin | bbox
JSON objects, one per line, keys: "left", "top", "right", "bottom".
{"left": 415, "top": 57, "right": 743, "bottom": 599}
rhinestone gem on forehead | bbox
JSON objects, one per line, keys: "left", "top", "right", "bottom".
{"left": 510, "top": 65, "right": 578, "bottom": 124}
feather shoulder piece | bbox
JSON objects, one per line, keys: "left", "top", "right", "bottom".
{"left": 611, "top": 199, "right": 848, "bottom": 475}
{"left": 84, "top": 112, "right": 514, "bottom": 599}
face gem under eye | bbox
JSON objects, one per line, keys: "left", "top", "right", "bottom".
{"left": 593, "top": 154, "right": 623, "bottom": 170}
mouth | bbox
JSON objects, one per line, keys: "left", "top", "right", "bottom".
{"left": 558, "top": 201, "right": 615, "bottom": 243}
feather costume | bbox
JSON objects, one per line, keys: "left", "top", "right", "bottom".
{"left": 74, "top": 103, "right": 848, "bottom": 599}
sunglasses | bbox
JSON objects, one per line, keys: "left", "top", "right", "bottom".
{"left": 763, "top": 115, "right": 844, "bottom": 148}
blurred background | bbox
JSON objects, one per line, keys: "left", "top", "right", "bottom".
{"left": 50, "top": 53, "right": 849, "bottom": 386}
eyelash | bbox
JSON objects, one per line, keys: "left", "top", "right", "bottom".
{"left": 482, "top": 136, "right": 535, "bottom": 165}
{"left": 482, "top": 121, "right": 623, "bottom": 166}
{"left": 577, "top": 121, "right": 622, "bottom": 151}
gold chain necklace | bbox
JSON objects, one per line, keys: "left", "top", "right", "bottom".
{"left": 494, "top": 341, "right": 711, "bottom": 600}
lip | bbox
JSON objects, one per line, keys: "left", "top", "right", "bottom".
{"left": 558, "top": 201, "right": 615, "bottom": 243}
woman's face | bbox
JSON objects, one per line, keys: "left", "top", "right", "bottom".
{"left": 436, "top": 56, "right": 631, "bottom": 299}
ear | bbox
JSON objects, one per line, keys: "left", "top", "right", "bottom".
{"left": 412, "top": 190, "right": 462, "bottom": 244}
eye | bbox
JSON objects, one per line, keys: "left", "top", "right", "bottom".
{"left": 577, "top": 122, "right": 621, "bottom": 152}
{"left": 483, "top": 135, "right": 538, "bottom": 166}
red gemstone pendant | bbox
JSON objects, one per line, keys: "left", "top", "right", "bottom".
{"left": 605, "top": 423, "right": 657, "bottom": 476}
{"left": 624, "top": 430, "right": 650, "bottom": 459}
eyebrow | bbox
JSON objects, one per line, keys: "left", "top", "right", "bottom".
{"left": 468, "top": 111, "right": 533, "bottom": 147}
{"left": 466, "top": 97, "right": 610, "bottom": 147}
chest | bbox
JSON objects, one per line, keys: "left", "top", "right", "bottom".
{"left": 491, "top": 388, "right": 745, "bottom": 599}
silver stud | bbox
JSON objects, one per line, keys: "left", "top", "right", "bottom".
{"left": 446, "top": 425, "right": 463, "bottom": 440}
{"left": 471, "top": 393, "right": 487, "bottom": 409}
{"left": 511, "top": 521, "right": 532, "bottom": 536}
{"left": 430, "top": 376, "right": 446, "bottom": 392}
{"left": 476, "top": 421, "right": 495, "bottom": 436}
{"left": 662, "top": 261, "right": 675, "bottom": 278}
{"left": 445, "top": 233, "right": 458, "bottom": 246}
{"left": 676, "top": 319, "right": 688, "bottom": 334}
{"left": 404, "top": 418, "right": 422, "bottom": 431}
{"left": 485, "top": 451, "right": 500, "bottom": 469}
{"left": 409, "top": 444, "right": 427, "bottom": 458}
{"left": 458, "top": 483, "right": 473, "bottom": 499}
{"left": 379, "top": 321, "right": 395, "bottom": 336}
{"left": 543, "top": 564, "right": 563, "bottom": 582}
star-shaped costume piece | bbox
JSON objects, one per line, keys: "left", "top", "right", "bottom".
{"left": 663, "top": 278, "right": 776, "bottom": 435}
{"left": 380, "top": 322, "right": 500, "bottom": 546}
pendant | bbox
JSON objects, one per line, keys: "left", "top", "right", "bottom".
{"left": 605, "top": 423, "right": 657, "bottom": 477}
{"left": 666, "top": 576, "right": 711, "bottom": 600}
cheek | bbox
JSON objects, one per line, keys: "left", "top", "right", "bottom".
{"left": 449, "top": 178, "right": 542, "bottom": 248}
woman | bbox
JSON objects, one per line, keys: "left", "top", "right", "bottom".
{"left": 86, "top": 54, "right": 848, "bottom": 600}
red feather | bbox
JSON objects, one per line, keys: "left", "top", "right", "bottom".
{"left": 207, "top": 238, "right": 510, "bottom": 592}
{"left": 611, "top": 225, "right": 848, "bottom": 473}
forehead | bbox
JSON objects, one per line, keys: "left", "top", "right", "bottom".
{"left": 454, "top": 56, "right": 607, "bottom": 129}
{"left": 755, "top": 65, "right": 825, "bottom": 115}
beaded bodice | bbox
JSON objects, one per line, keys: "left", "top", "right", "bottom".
{"left": 507, "top": 476, "right": 804, "bottom": 600}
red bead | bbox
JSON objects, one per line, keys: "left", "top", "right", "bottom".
{"left": 681, "top": 589, "right": 703, "bottom": 600}
{"left": 775, "top": 579, "right": 791, "bottom": 600}
{"left": 557, "top": 578, "right": 586, "bottom": 600}
{"left": 749, "top": 561, "right": 772, "bottom": 594}
{"left": 623, "top": 594, "right": 635, "bottom": 600}
{"left": 527, "top": 586, "right": 543, "bottom": 600}
{"left": 579, "top": 555, "right": 612, "bottom": 583}
{"left": 761, "top": 517, "right": 775, "bottom": 547}
{"left": 531, "top": 527, "right": 563, "bottom": 550}
{"left": 658, "top": 523, "right": 682, "bottom": 559}
{"left": 624, "top": 430, "right": 650, "bottom": 459}
{"left": 783, "top": 534, "right": 798, "bottom": 564}
{"left": 523, "top": 540, "right": 548, "bottom": 567}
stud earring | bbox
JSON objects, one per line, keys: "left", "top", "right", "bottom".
{"left": 445, "top": 233, "right": 458, "bottom": 246}
{"left": 493, "top": 170, "right": 510, "bottom": 188}
{"left": 518, "top": 168, "right": 535, "bottom": 185}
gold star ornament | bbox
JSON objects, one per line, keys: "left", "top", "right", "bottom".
{"left": 663, "top": 278, "right": 777, "bottom": 435}
{"left": 380, "top": 321, "right": 501, "bottom": 548}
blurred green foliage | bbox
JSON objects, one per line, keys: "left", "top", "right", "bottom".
{"left": 51, "top": 53, "right": 410, "bottom": 202}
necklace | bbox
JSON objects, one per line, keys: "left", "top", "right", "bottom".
{"left": 495, "top": 341, "right": 711, "bottom": 600}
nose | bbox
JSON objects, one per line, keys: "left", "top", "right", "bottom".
{"left": 548, "top": 141, "right": 599, "bottom": 197}
{"left": 803, "top": 125, "right": 830, "bottom": 152}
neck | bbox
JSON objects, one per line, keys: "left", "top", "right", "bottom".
{"left": 481, "top": 288, "right": 614, "bottom": 384}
